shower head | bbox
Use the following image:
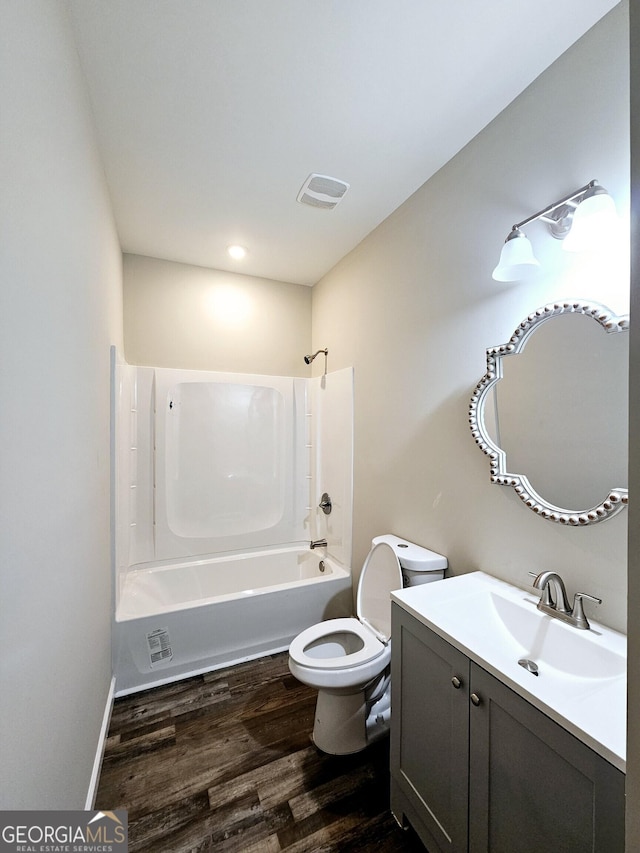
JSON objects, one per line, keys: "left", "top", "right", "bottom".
{"left": 304, "top": 348, "right": 328, "bottom": 365}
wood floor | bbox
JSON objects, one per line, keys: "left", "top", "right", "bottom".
{"left": 97, "top": 652, "right": 425, "bottom": 852}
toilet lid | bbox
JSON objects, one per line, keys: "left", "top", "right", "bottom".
{"left": 356, "top": 541, "right": 403, "bottom": 642}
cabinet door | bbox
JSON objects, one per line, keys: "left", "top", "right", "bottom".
{"left": 391, "top": 605, "right": 469, "bottom": 853}
{"left": 468, "top": 663, "right": 625, "bottom": 853}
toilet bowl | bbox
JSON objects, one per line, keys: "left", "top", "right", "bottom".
{"left": 288, "top": 534, "right": 447, "bottom": 754}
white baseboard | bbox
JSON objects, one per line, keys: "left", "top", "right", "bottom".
{"left": 85, "top": 675, "right": 116, "bottom": 810}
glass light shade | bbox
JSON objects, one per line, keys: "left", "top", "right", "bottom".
{"left": 562, "top": 189, "right": 617, "bottom": 252}
{"left": 492, "top": 231, "right": 541, "bottom": 282}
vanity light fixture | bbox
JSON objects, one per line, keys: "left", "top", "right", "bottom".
{"left": 492, "top": 180, "right": 617, "bottom": 282}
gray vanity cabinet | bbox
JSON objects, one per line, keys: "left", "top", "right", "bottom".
{"left": 390, "top": 604, "right": 470, "bottom": 852}
{"left": 390, "top": 603, "right": 625, "bottom": 853}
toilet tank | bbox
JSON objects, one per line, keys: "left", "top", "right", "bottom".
{"left": 372, "top": 534, "right": 447, "bottom": 587}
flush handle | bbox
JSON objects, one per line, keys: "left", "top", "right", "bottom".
{"left": 470, "top": 693, "right": 482, "bottom": 707}
{"left": 451, "top": 676, "right": 462, "bottom": 689}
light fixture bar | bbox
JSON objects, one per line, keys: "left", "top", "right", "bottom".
{"left": 508, "top": 180, "right": 597, "bottom": 234}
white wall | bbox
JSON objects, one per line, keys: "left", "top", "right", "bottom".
{"left": 312, "top": 4, "right": 630, "bottom": 632}
{"left": 309, "top": 369, "right": 354, "bottom": 568}
{"left": 123, "top": 254, "right": 311, "bottom": 376}
{"left": 0, "top": 1, "right": 122, "bottom": 807}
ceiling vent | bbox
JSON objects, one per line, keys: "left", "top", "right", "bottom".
{"left": 297, "top": 173, "right": 350, "bottom": 209}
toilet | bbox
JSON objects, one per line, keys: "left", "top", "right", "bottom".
{"left": 288, "top": 534, "right": 447, "bottom": 754}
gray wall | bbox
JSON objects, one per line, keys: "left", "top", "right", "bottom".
{"left": 627, "top": 0, "right": 639, "bottom": 844}
{"left": 124, "top": 254, "right": 312, "bottom": 376}
{"left": 0, "top": 2, "right": 123, "bottom": 807}
{"left": 312, "top": 5, "right": 630, "bottom": 632}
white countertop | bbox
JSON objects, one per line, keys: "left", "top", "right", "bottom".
{"left": 391, "top": 571, "right": 627, "bottom": 771}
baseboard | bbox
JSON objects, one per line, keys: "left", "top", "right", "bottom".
{"left": 84, "top": 675, "right": 116, "bottom": 810}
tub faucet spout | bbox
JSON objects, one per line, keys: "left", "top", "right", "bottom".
{"left": 310, "top": 539, "right": 327, "bottom": 550}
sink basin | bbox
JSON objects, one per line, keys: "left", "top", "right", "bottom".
{"left": 488, "top": 591, "right": 626, "bottom": 681}
{"left": 391, "top": 571, "right": 627, "bottom": 770}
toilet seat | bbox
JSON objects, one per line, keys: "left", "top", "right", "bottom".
{"left": 288, "top": 617, "right": 385, "bottom": 670}
{"left": 289, "top": 542, "right": 403, "bottom": 671}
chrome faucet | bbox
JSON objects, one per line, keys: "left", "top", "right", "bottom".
{"left": 533, "top": 571, "right": 571, "bottom": 614}
{"left": 310, "top": 538, "right": 327, "bottom": 549}
{"left": 531, "top": 571, "right": 602, "bottom": 630}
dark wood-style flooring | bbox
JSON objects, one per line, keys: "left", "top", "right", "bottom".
{"left": 96, "top": 652, "right": 425, "bottom": 852}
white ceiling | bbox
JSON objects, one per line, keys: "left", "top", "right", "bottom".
{"left": 67, "top": 0, "right": 619, "bottom": 286}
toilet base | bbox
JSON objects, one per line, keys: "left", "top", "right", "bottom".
{"left": 312, "top": 690, "right": 368, "bottom": 755}
{"left": 311, "top": 681, "right": 392, "bottom": 755}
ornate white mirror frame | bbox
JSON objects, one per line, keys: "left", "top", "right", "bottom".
{"left": 469, "top": 301, "right": 629, "bottom": 525}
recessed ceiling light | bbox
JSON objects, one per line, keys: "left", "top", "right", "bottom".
{"left": 227, "top": 245, "right": 247, "bottom": 260}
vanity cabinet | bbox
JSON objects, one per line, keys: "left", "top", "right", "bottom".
{"left": 390, "top": 603, "right": 625, "bottom": 853}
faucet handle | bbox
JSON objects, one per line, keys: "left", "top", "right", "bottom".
{"left": 571, "top": 592, "right": 602, "bottom": 630}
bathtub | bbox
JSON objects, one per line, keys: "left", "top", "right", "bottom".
{"left": 113, "top": 547, "right": 352, "bottom": 695}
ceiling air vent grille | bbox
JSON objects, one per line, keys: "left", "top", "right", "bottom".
{"left": 297, "top": 173, "right": 350, "bottom": 209}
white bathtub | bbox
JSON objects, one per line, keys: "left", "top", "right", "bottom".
{"left": 113, "top": 547, "right": 352, "bottom": 695}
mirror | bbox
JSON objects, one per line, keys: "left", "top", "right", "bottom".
{"left": 469, "top": 301, "right": 629, "bottom": 525}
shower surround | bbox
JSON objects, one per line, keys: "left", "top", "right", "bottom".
{"left": 111, "top": 350, "right": 354, "bottom": 694}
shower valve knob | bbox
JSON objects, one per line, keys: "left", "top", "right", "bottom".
{"left": 319, "top": 493, "right": 332, "bottom": 515}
